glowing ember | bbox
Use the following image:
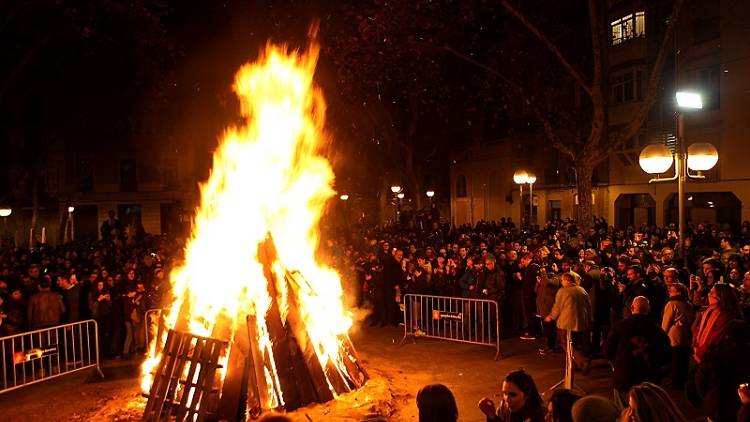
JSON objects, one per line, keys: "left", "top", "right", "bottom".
{"left": 140, "top": 35, "right": 356, "bottom": 411}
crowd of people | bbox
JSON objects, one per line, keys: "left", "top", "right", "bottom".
{"left": 0, "top": 215, "right": 176, "bottom": 359}
{"left": 335, "top": 216, "right": 750, "bottom": 421}
{"left": 4, "top": 210, "right": 750, "bottom": 420}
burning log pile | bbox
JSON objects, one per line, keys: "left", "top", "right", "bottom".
{"left": 143, "top": 238, "right": 367, "bottom": 421}
{"left": 140, "top": 31, "right": 368, "bottom": 421}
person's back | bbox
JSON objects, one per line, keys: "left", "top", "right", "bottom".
{"left": 604, "top": 296, "right": 670, "bottom": 406}
{"left": 28, "top": 287, "right": 65, "bottom": 329}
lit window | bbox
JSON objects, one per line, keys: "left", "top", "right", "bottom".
{"left": 611, "top": 11, "right": 645, "bottom": 45}
{"left": 635, "top": 12, "right": 645, "bottom": 36}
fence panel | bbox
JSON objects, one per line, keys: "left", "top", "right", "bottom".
{"left": 401, "top": 294, "right": 500, "bottom": 360}
{"left": 0, "top": 319, "right": 104, "bottom": 394}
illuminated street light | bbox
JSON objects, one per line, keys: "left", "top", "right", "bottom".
{"left": 0, "top": 208, "right": 11, "bottom": 218}
{"left": 396, "top": 192, "right": 405, "bottom": 199}
{"left": 390, "top": 185, "right": 401, "bottom": 194}
{"left": 513, "top": 170, "right": 529, "bottom": 185}
{"left": 676, "top": 91, "right": 703, "bottom": 109}
{"left": 639, "top": 91, "right": 717, "bottom": 259}
{"left": 339, "top": 194, "right": 349, "bottom": 201}
{"left": 639, "top": 144, "right": 674, "bottom": 174}
{"left": 513, "top": 170, "right": 529, "bottom": 229}
{"left": 526, "top": 173, "right": 536, "bottom": 227}
{"left": 68, "top": 206, "right": 75, "bottom": 213}
{"left": 687, "top": 142, "right": 719, "bottom": 171}
{"left": 426, "top": 190, "right": 435, "bottom": 198}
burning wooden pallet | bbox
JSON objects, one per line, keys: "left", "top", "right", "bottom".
{"left": 142, "top": 238, "right": 368, "bottom": 421}
{"left": 143, "top": 330, "right": 228, "bottom": 421}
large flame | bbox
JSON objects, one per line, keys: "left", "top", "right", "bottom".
{"left": 140, "top": 39, "right": 352, "bottom": 408}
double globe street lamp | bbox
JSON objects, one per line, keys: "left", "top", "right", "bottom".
{"left": 638, "top": 91, "right": 718, "bottom": 259}
{"left": 513, "top": 169, "right": 536, "bottom": 230}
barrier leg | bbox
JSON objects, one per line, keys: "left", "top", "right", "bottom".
{"left": 399, "top": 299, "right": 415, "bottom": 345}
{"left": 93, "top": 321, "right": 104, "bottom": 379}
{"left": 547, "top": 329, "right": 585, "bottom": 394}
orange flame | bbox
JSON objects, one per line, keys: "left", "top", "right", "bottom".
{"left": 140, "top": 39, "right": 352, "bottom": 408}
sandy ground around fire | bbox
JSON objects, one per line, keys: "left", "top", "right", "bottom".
{"left": 0, "top": 325, "right": 703, "bottom": 422}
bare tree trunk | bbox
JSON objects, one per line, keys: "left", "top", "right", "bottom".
{"left": 575, "top": 162, "right": 594, "bottom": 229}
{"left": 29, "top": 165, "right": 40, "bottom": 247}
{"left": 403, "top": 143, "right": 423, "bottom": 211}
{"left": 403, "top": 98, "right": 422, "bottom": 210}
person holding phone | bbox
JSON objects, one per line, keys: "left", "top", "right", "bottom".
{"left": 478, "top": 369, "right": 545, "bottom": 422}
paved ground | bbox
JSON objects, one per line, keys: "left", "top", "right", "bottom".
{"left": 0, "top": 325, "right": 702, "bottom": 421}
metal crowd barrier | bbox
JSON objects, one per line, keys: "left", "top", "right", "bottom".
{"left": 0, "top": 319, "right": 104, "bottom": 394}
{"left": 401, "top": 294, "right": 500, "bottom": 360}
{"left": 144, "top": 308, "right": 163, "bottom": 349}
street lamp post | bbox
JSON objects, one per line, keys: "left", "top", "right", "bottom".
{"left": 0, "top": 208, "right": 11, "bottom": 246}
{"left": 513, "top": 170, "right": 529, "bottom": 229}
{"left": 390, "top": 185, "right": 402, "bottom": 223}
{"left": 526, "top": 173, "right": 537, "bottom": 229}
{"left": 66, "top": 206, "right": 76, "bottom": 243}
{"left": 426, "top": 189, "right": 435, "bottom": 206}
{"left": 639, "top": 91, "right": 717, "bottom": 260}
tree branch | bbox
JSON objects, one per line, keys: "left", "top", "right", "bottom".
{"left": 499, "top": 0, "right": 593, "bottom": 97}
{"left": 443, "top": 45, "right": 576, "bottom": 159}
{"left": 600, "top": 0, "right": 686, "bottom": 158}
{"left": 583, "top": 0, "right": 606, "bottom": 159}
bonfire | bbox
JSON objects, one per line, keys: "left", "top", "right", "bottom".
{"left": 140, "top": 31, "right": 367, "bottom": 421}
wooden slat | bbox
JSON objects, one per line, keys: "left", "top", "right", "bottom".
{"left": 283, "top": 271, "right": 334, "bottom": 403}
{"left": 194, "top": 338, "right": 225, "bottom": 422}
{"left": 143, "top": 329, "right": 176, "bottom": 420}
{"left": 173, "top": 335, "right": 206, "bottom": 421}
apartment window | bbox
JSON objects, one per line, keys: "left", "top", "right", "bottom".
{"left": 455, "top": 175, "right": 467, "bottom": 198}
{"left": 611, "top": 11, "right": 645, "bottom": 45}
{"left": 76, "top": 158, "right": 93, "bottom": 191}
{"left": 162, "top": 159, "right": 178, "bottom": 189}
{"left": 699, "top": 65, "right": 720, "bottom": 110}
{"left": 612, "top": 70, "right": 643, "bottom": 104}
{"left": 120, "top": 159, "right": 137, "bottom": 192}
{"left": 693, "top": 1, "right": 720, "bottom": 44}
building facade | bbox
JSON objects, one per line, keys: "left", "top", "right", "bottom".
{"left": 450, "top": 0, "right": 750, "bottom": 229}
{"left": 10, "top": 137, "right": 201, "bottom": 246}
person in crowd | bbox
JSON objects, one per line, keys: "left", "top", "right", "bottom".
{"left": 619, "top": 382, "right": 688, "bottom": 422}
{"left": 570, "top": 395, "right": 619, "bottom": 422}
{"left": 688, "top": 319, "right": 750, "bottom": 422}
{"left": 57, "top": 274, "right": 81, "bottom": 323}
{"left": 740, "top": 271, "right": 750, "bottom": 321}
{"left": 536, "top": 266, "right": 560, "bottom": 355}
{"left": 544, "top": 272, "right": 591, "bottom": 370}
{"left": 100, "top": 210, "right": 123, "bottom": 243}
{"left": 618, "top": 266, "right": 648, "bottom": 318}
{"left": 545, "top": 389, "right": 582, "bottom": 422}
{"left": 661, "top": 282, "right": 694, "bottom": 389}
{"left": 89, "top": 280, "right": 112, "bottom": 357}
{"left": 478, "top": 369, "right": 545, "bottom": 422}
{"left": 604, "top": 296, "right": 670, "bottom": 408}
{"left": 692, "top": 283, "right": 741, "bottom": 364}
{"left": 416, "top": 383, "right": 459, "bottom": 422}
{"left": 27, "top": 278, "right": 65, "bottom": 329}
{"left": 739, "top": 383, "right": 750, "bottom": 422}
{"left": 382, "top": 247, "right": 404, "bottom": 326}
{"left": 518, "top": 253, "right": 541, "bottom": 340}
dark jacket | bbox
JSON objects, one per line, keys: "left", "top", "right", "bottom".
{"left": 457, "top": 269, "right": 476, "bottom": 298}
{"left": 27, "top": 290, "right": 66, "bottom": 329}
{"left": 604, "top": 313, "right": 671, "bottom": 392}
{"left": 62, "top": 284, "right": 81, "bottom": 323}
{"left": 88, "top": 290, "right": 112, "bottom": 320}
{"left": 479, "top": 268, "right": 505, "bottom": 302}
